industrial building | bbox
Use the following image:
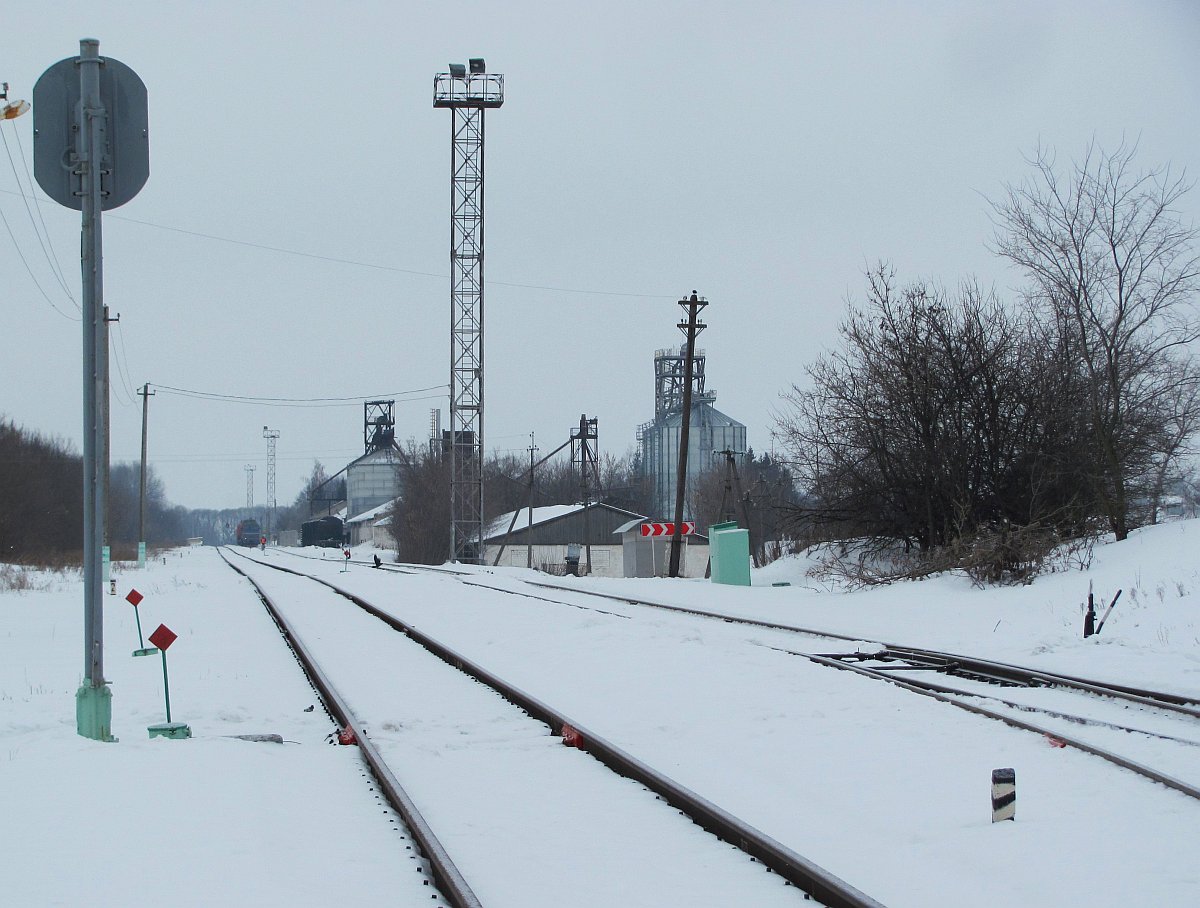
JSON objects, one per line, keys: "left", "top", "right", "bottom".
{"left": 346, "top": 447, "right": 400, "bottom": 527}
{"left": 483, "top": 503, "right": 643, "bottom": 577}
{"left": 343, "top": 401, "right": 403, "bottom": 545}
{"left": 637, "top": 345, "right": 747, "bottom": 520}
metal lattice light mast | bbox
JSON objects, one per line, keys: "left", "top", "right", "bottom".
{"left": 262, "top": 427, "right": 278, "bottom": 540}
{"left": 245, "top": 464, "right": 255, "bottom": 509}
{"left": 434, "top": 58, "right": 503, "bottom": 564}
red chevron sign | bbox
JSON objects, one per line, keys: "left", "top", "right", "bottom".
{"left": 640, "top": 521, "right": 695, "bottom": 537}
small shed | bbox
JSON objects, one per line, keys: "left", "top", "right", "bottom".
{"left": 615, "top": 519, "right": 710, "bottom": 578}
{"left": 483, "top": 503, "right": 645, "bottom": 577}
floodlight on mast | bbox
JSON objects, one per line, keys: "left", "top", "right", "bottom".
{"left": 1, "top": 83, "right": 30, "bottom": 119}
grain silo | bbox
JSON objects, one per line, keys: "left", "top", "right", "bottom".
{"left": 637, "top": 345, "right": 746, "bottom": 520}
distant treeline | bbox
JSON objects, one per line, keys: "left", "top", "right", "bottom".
{"left": 0, "top": 418, "right": 189, "bottom": 561}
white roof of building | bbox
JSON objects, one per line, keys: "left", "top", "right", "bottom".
{"left": 484, "top": 504, "right": 584, "bottom": 539}
{"left": 348, "top": 447, "right": 399, "bottom": 467}
{"left": 347, "top": 498, "right": 398, "bottom": 525}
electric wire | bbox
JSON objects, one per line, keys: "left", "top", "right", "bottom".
{"left": 0, "top": 186, "right": 676, "bottom": 300}
{"left": 112, "top": 450, "right": 363, "bottom": 465}
{"left": 149, "top": 383, "right": 449, "bottom": 409}
{"left": 101, "top": 206, "right": 675, "bottom": 300}
{"left": 1, "top": 122, "right": 77, "bottom": 305}
{"left": 0, "top": 188, "right": 78, "bottom": 321}
{"left": 111, "top": 321, "right": 139, "bottom": 405}
{"left": 108, "top": 353, "right": 135, "bottom": 407}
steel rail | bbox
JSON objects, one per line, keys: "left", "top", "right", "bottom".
{"left": 227, "top": 548, "right": 887, "bottom": 908}
{"left": 219, "top": 549, "right": 483, "bottom": 908}
{"left": 490, "top": 576, "right": 1200, "bottom": 714}
{"left": 880, "top": 645, "right": 1200, "bottom": 715}
{"left": 763, "top": 644, "right": 1200, "bottom": 802}
{"left": 800, "top": 652, "right": 1200, "bottom": 745}
{"left": 437, "top": 569, "right": 1200, "bottom": 798}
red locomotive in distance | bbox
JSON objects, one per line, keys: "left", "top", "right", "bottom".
{"left": 235, "top": 518, "right": 262, "bottom": 547}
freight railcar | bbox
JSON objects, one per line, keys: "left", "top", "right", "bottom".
{"left": 301, "top": 515, "right": 345, "bottom": 548}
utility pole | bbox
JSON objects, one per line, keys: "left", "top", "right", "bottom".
{"left": 571, "top": 415, "right": 599, "bottom": 574}
{"left": 78, "top": 43, "right": 110, "bottom": 738}
{"left": 138, "top": 382, "right": 155, "bottom": 568}
{"left": 751, "top": 475, "right": 769, "bottom": 567}
{"left": 716, "top": 448, "right": 760, "bottom": 568}
{"left": 527, "top": 432, "right": 538, "bottom": 568}
{"left": 669, "top": 291, "right": 707, "bottom": 578}
{"left": 491, "top": 433, "right": 573, "bottom": 568}
{"left": 33, "top": 39, "right": 148, "bottom": 741}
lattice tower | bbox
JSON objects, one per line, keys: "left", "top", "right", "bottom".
{"left": 434, "top": 60, "right": 503, "bottom": 563}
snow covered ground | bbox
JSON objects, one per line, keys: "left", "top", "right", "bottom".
{"left": 2, "top": 520, "right": 1198, "bottom": 906}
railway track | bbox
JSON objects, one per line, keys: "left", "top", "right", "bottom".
{"left": 776, "top": 645, "right": 1200, "bottom": 801}
{"left": 221, "top": 547, "right": 885, "bottom": 908}
{"left": 220, "top": 549, "right": 482, "bottom": 908}
{"left": 333, "top": 556, "right": 1200, "bottom": 802}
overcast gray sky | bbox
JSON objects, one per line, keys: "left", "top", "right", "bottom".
{"left": 3, "top": 1, "right": 1198, "bottom": 510}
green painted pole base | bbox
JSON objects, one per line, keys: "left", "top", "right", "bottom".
{"left": 76, "top": 683, "right": 117, "bottom": 742}
{"left": 137, "top": 541, "right": 146, "bottom": 569}
{"left": 148, "top": 722, "right": 191, "bottom": 739}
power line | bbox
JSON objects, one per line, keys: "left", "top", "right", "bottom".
{"left": 1, "top": 122, "right": 76, "bottom": 306}
{"left": 150, "top": 383, "right": 449, "bottom": 408}
{"left": 0, "top": 187, "right": 675, "bottom": 301}
{"left": 112, "top": 450, "right": 363, "bottom": 465}
{"left": 111, "top": 321, "right": 139, "bottom": 405}
{"left": 108, "top": 212, "right": 672, "bottom": 298}
{"left": 0, "top": 187, "right": 78, "bottom": 321}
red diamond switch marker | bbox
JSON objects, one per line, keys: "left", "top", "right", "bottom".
{"left": 148, "top": 624, "right": 177, "bottom": 651}
{"left": 125, "top": 589, "right": 144, "bottom": 607}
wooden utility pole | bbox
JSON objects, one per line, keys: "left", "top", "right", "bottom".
{"left": 716, "top": 448, "right": 760, "bottom": 568}
{"left": 138, "top": 382, "right": 155, "bottom": 567}
{"left": 669, "top": 291, "right": 707, "bottom": 577}
{"left": 491, "top": 435, "right": 572, "bottom": 567}
{"left": 527, "top": 432, "right": 537, "bottom": 568}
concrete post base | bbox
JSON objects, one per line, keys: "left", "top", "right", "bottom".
{"left": 76, "top": 683, "right": 117, "bottom": 742}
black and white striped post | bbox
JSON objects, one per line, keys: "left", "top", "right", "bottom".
{"left": 992, "top": 768, "right": 1016, "bottom": 822}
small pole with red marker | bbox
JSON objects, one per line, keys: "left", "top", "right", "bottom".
{"left": 342, "top": 546, "right": 351, "bottom": 573}
{"left": 125, "top": 588, "right": 158, "bottom": 657}
{"left": 147, "top": 623, "right": 190, "bottom": 739}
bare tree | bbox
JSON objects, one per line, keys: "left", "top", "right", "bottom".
{"left": 1144, "top": 371, "right": 1200, "bottom": 523}
{"left": 387, "top": 442, "right": 450, "bottom": 563}
{"left": 774, "top": 265, "right": 1095, "bottom": 582}
{"left": 992, "top": 141, "right": 1200, "bottom": 539}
